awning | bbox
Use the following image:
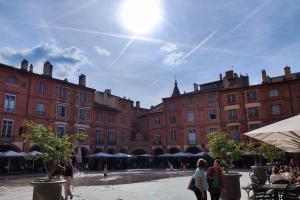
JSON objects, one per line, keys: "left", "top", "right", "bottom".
{"left": 245, "top": 115, "right": 300, "bottom": 153}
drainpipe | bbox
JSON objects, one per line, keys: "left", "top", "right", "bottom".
{"left": 288, "top": 83, "right": 294, "bottom": 115}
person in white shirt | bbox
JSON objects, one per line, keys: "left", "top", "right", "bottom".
{"left": 270, "top": 166, "right": 285, "bottom": 183}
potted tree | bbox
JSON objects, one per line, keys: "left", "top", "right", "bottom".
{"left": 23, "top": 122, "right": 86, "bottom": 200}
{"left": 208, "top": 132, "right": 242, "bottom": 200}
{"left": 244, "top": 143, "right": 269, "bottom": 184}
{"left": 258, "top": 143, "right": 284, "bottom": 167}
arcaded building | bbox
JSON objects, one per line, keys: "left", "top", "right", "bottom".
{"left": 1, "top": 60, "right": 300, "bottom": 159}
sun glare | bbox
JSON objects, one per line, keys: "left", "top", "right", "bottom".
{"left": 121, "top": 0, "right": 161, "bottom": 34}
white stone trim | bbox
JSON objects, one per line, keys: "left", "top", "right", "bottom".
{"left": 245, "top": 102, "right": 261, "bottom": 108}
{"left": 224, "top": 104, "right": 240, "bottom": 110}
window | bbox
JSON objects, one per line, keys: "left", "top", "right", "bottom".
{"left": 272, "top": 105, "right": 281, "bottom": 115}
{"left": 56, "top": 126, "right": 65, "bottom": 137}
{"left": 168, "top": 103, "right": 175, "bottom": 111}
{"left": 229, "top": 126, "right": 240, "bottom": 143}
{"left": 246, "top": 91, "right": 257, "bottom": 101}
{"left": 58, "top": 86, "right": 66, "bottom": 98}
{"left": 96, "top": 112, "right": 101, "bottom": 122}
{"left": 269, "top": 89, "right": 279, "bottom": 97}
{"left": 96, "top": 129, "right": 103, "bottom": 144}
{"left": 247, "top": 107, "right": 259, "bottom": 118}
{"left": 170, "top": 131, "right": 176, "bottom": 141}
{"left": 154, "top": 134, "right": 161, "bottom": 145}
{"left": 80, "top": 92, "right": 87, "bottom": 102}
{"left": 121, "top": 130, "right": 126, "bottom": 143}
{"left": 169, "top": 116, "right": 176, "bottom": 124}
{"left": 57, "top": 105, "right": 66, "bottom": 117}
{"left": 188, "top": 129, "right": 196, "bottom": 145}
{"left": 226, "top": 94, "right": 236, "bottom": 103}
{"left": 36, "top": 103, "right": 46, "bottom": 115}
{"left": 4, "top": 94, "right": 16, "bottom": 113}
{"left": 208, "top": 109, "right": 217, "bottom": 120}
{"left": 154, "top": 118, "right": 160, "bottom": 125}
{"left": 187, "top": 112, "right": 195, "bottom": 122}
{"left": 108, "top": 114, "right": 115, "bottom": 123}
{"left": 1, "top": 120, "right": 13, "bottom": 138}
{"left": 248, "top": 124, "right": 260, "bottom": 131}
{"left": 39, "top": 83, "right": 47, "bottom": 94}
{"left": 79, "top": 108, "right": 86, "bottom": 120}
{"left": 78, "top": 128, "right": 85, "bottom": 134}
{"left": 209, "top": 128, "right": 218, "bottom": 133}
{"left": 6, "top": 76, "right": 17, "bottom": 85}
{"left": 208, "top": 97, "right": 215, "bottom": 103}
{"left": 121, "top": 114, "right": 126, "bottom": 124}
{"left": 187, "top": 98, "right": 193, "bottom": 105}
{"left": 228, "top": 109, "right": 238, "bottom": 120}
{"left": 108, "top": 129, "right": 115, "bottom": 145}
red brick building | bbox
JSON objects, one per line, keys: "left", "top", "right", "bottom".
{"left": 140, "top": 67, "right": 300, "bottom": 155}
{"left": 1, "top": 60, "right": 300, "bottom": 159}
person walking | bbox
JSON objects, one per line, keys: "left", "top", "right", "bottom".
{"left": 194, "top": 159, "right": 208, "bottom": 200}
{"left": 64, "top": 160, "right": 74, "bottom": 200}
{"left": 103, "top": 164, "right": 108, "bottom": 181}
{"left": 207, "top": 159, "right": 223, "bottom": 200}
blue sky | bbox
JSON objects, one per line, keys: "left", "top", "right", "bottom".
{"left": 0, "top": 0, "right": 300, "bottom": 108}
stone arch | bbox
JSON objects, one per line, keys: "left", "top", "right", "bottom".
{"left": 168, "top": 147, "right": 180, "bottom": 154}
{"left": 120, "top": 148, "right": 127, "bottom": 153}
{"left": 29, "top": 145, "right": 41, "bottom": 152}
{"left": 93, "top": 148, "right": 103, "bottom": 153}
{"left": 74, "top": 146, "right": 89, "bottom": 164}
{"left": 132, "top": 149, "right": 147, "bottom": 155}
{"left": 153, "top": 147, "right": 164, "bottom": 156}
{"left": 185, "top": 146, "right": 201, "bottom": 154}
{"left": 0, "top": 144, "right": 21, "bottom": 152}
{"left": 107, "top": 148, "right": 115, "bottom": 154}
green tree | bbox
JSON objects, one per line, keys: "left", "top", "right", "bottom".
{"left": 23, "top": 122, "right": 87, "bottom": 181}
{"left": 208, "top": 132, "right": 242, "bottom": 173}
{"left": 243, "top": 143, "right": 263, "bottom": 166}
{"left": 258, "top": 143, "right": 284, "bottom": 165}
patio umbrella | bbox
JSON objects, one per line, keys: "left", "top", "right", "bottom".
{"left": 137, "top": 153, "right": 153, "bottom": 158}
{"left": 193, "top": 152, "right": 210, "bottom": 157}
{"left": 113, "top": 153, "right": 133, "bottom": 158}
{"left": 245, "top": 115, "right": 300, "bottom": 153}
{"left": 3, "top": 151, "right": 26, "bottom": 173}
{"left": 87, "top": 152, "right": 114, "bottom": 158}
{"left": 157, "top": 153, "right": 171, "bottom": 158}
{"left": 27, "top": 151, "right": 42, "bottom": 171}
{"left": 168, "top": 152, "right": 190, "bottom": 158}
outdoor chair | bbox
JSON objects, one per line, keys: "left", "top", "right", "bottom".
{"left": 249, "top": 174, "right": 274, "bottom": 200}
{"left": 286, "top": 184, "right": 300, "bottom": 200}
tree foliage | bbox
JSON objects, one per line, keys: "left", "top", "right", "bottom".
{"left": 23, "top": 121, "right": 87, "bottom": 181}
{"left": 258, "top": 143, "right": 284, "bottom": 164}
{"left": 208, "top": 132, "right": 242, "bottom": 172}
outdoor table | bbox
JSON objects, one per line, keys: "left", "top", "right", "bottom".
{"left": 262, "top": 184, "right": 288, "bottom": 200}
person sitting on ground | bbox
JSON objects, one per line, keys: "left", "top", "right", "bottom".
{"left": 270, "top": 166, "right": 285, "bottom": 183}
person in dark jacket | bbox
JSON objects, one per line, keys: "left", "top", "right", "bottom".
{"left": 207, "top": 159, "right": 223, "bottom": 200}
{"left": 64, "top": 160, "right": 74, "bottom": 200}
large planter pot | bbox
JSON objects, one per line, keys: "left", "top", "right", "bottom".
{"left": 221, "top": 172, "right": 242, "bottom": 200}
{"left": 31, "top": 179, "right": 66, "bottom": 200}
{"left": 251, "top": 165, "right": 268, "bottom": 184}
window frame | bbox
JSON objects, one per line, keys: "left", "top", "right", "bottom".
{"left": 1, "top": 119, "right": 14, "bottom": 138}
{"left": 4, "top": 94, "right": 16, "bottom": 113}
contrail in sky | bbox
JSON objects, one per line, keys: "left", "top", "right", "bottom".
{"left": 110, "top": 35, "right": 135, "bottom": 67}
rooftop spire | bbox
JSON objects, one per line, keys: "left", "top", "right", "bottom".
{"left": 171, "top": 79, "right": 180, "bottom": 97}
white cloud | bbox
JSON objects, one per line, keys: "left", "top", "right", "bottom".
{"left": 0, "top": 41, "right": 89, "bottom": 82}
{"left": 94, "top": 46, "right": 110, "bottom": 56}
{"left": 162, "top": 52, "right": 184, "bottom": 66}
{"left": 160, "top": 43, "right": 177, "bottom": 53}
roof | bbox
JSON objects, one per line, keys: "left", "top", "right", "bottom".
{"left": 94, "top": 103, "right": 120, "bottom": 112}
{"left": 0, "top": 63, "right": 95, "bottom": 92}
{"left": 171, "top": 80, "right": 180, "bottom": 97}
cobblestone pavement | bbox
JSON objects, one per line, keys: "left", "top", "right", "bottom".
{"left": 0, "top": 170, "right": 251, "bottom": 200}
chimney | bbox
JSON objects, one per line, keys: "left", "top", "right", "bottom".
{"left": 29, "top": 64, "right": 33, "bottom": 72}
{"left": 79, "top": 74, "right": 86, "bottom": 86}
{"left": 21, "top": 59, "right": 28, "bottom": 71}
{"left": 262, "top": 69, "right": 268, "bottom": 83}
{"left": 104, "top": 89, "right": 111, "bottom": 95}
{"left": 43, "top": 61, "right": 53, "bottom": 77}
{"left": 225, "top": 70, "right": 234, "bottom": 78}
{"left": 284, "top": 66, "right": 292, "bottom": 80}
{"left": 219, "top": 73, "right": 222, "bottom": 81}
{"left": 193, "top": 83, "right": 198, "bottom": 91}
{"left": 136, "top": 101, "right": 140, "bottom": 108}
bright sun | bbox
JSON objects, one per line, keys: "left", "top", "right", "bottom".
{"left": 121, "top": 0, "right": 161, "bottom": 34}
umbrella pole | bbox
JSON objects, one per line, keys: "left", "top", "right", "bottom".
{"left": 32, "top": 160, "right": 34, "bottom": 173}
{"left": 8, "top": 158, "right": 10, "bottom": 174}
